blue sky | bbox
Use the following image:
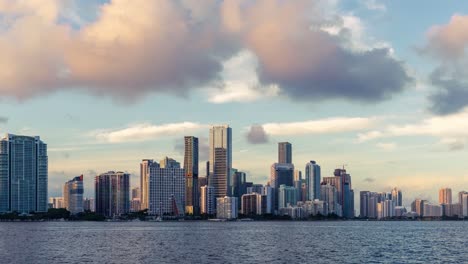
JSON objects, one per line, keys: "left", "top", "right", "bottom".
{"left": 1, "top": 0, "right": 468, "bottom": 206}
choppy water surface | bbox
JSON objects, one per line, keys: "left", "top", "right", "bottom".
{"left": 0, "top": 221, "right": 466, "bottom": 263}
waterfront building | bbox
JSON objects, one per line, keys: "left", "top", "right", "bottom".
{"left": 460, "top": 192, "right": 468, "bottom": 217}
{"left": 49, "top": 197, "right": 65, "bottom": 209}
{"left": 439, "top": 188, "right": 452, "bottom": 205}
{"left": 423, "top": 203, "right": 443, "bottom": 217}
{"left": 147, "top": 159, "right": 185, "bottom": 216}
{"left": 241, "top": 193, "right": 265, "bottom": 215}
{"left": 200, "top": 185, "right": 216, "bottom": 215}
{"left": 130, "top": 198, "right": 141, "bottom": 212}
{"left": 0, "top": 134, "right": 48, "bottom": 213}
{"left": 322, "top": 183, "right": 340, "bottom": 216}
{"left": 411, "top": 199, "right": 427, "bottom": 217}
{"left": 394, "top": 206, "right": 407, "bottom": 217}
{"left": 298, "top": 200, "right": 328, "bottom": 217}
{"left": 305, "top": 161, "right": 321, "bottom": 201}
{"left": 63, "top": 175, "right": 84, "bottom": 214}
{"left": 278, "top": 205, "right": 304, "bottom": 219}
{"left": 278, "top": 185, "right": 297, "bottom": 209}
{"left": 278, "top": 142, "right": 292, "bottom": 164}
{"left": 184, "top": 136, "right": 199, "bottom": 215}
{"left": 209, "top": 125, "right": 232, "bottom": 198}
{"left": 95, "top": 171, "right": 130, "bottom": 217}
{"left": 216, "top": 196, "right": 238, "bottom": 219}
{"left": 83, "top": 198, "right": 95, "bottom": 212}
{"left": 140, "top": 159, "right": 154, "bottom": 210}
{"left": 231, "top": 169, "right": 248, "bottom": 199}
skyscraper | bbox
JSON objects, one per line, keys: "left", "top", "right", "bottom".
{"left": 184, "top": 136, "right": 199, "bottom": 215}
{"left": 95, "top": 171, "right": 130, "bottom": 218}
{"left": 63, "top": 175, "right": 84, "bottom": 214}
{"left": 140, "top": 159, "right": 154, "bottom": 210}
{"left": 278, "top": 185, "right": 298, "bottom": 209}
{"left": 0, "top": 134, "right": 48, "bottom": 213}
{"left": 148, "top": 159, "right": 185, "bottom": 216}
{"left": 305, "top": 161, "right": 321, "bottom": 201}
{"left": 278, "top": 142, "right": 292, "bottom": 164}
{"left": 131, "top": 187, "right": 141, "bottom": 212}
{"left": 321, "top": 183, "right": 340, "bottom": 216}
{"left": 391, "top": 187, "right": 403, "bottom": 207}
{"left": 270, "top": 163, "right": 294, "bottom": 211}
{"left": 209, "top": 125, "right": 232, "bottom": 198}
{"left": 439, "top": 188, "right": 452, "bottom": 205}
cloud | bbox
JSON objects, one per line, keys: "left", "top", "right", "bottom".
{"left": 375, "top": 142, "right": 396, "bottom": 151}
{"left": 223, "top": 0, "right": 411, "bottom": 103}
{"left": 259, "top": 117, "right": 377, "bottom": 136}
{"left": 246, "top": 125, "right": 269, "bottom": 144}
{"left": 423, "top": 15, "right": 468, "bottom": 114}
{"left": 0, "top": 117, "right": 7, "bottom": 123}
{"left": 93, "top": 122, "right": 208, "bottom": 143}
{"left": 361, "top": 0, "right": 386, "bottom": 12}
{"left": 357, "top": 108, "right": 468, "bottom": 150}
{"left": 0, "top": 0, "right": 411, "bottom": 105}
{"left": 363, "top": 177, "right": 375, "bottom": 183}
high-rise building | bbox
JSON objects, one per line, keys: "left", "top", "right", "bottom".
{"left": 391, "top": 187, "right": 403, "bottom": 207}
{"left": 333, "top": 168, "right": 354, "bottom": 218}
{"left": 49, "top": 197, "right": 65, "bottom": 209}
{"left": 270, "top": 163, "right": 294, "bottom": 211}
{"left": 278, "top": 185, "right": 297, "bottom": 209}
{"left": 305, "top": 161, "right": 321, "bottom": 201}
{"left": 140, "top": 159, "right": 154, "bottom": 210}
{"left": 216, "top": 196, "right": 238, "bottom": 219}
{"left": 241, "top": 193, "right": 265, "bottom": 215}
{"left": 148, "top": 159, "right": 185, "bottom": 217}
{"left": 63, "top": 175, "right": 84, "bottom": 215}
{"left": 95, "top": 171, "right": 130, "bottom": 217}
{"left": 200, "top": 185, "right": 216, "bottom": 215}
{"left": 0, "top": 134, "right": 48, "bottom": 213}
{"left": 460, "top": 192, "right": 468, "bottom": 217}
{"left": 231, "top": 169, "right": 247, "bottom": 199}
{"left": 439, "top": 188, "right": 452, "bottom": 205}
{"left": 209, "top": 125, "right": 232, "bottom": 198}
{"left": 184, "top": 136, "right": 199, "bottom": 215}
{"left": 83, "top": 197, "right": 95, "bottom": 212}
{"left": 130, "top": 187, "right": 141, "bottom": 212}
{"left": 278, "top": 142, "right": 292, "bottom": 164}
{"left": 321, "top": 183, "right": 340, "bottom": 216}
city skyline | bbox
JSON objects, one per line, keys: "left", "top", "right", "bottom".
{"left": 1, "top": 1, "right": 468, "bottom": 209}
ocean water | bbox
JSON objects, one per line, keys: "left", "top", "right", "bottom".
{"left": 0, "top": 221, "right": 466, "bottom": 263}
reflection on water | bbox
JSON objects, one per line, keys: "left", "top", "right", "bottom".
{"left": 0, "top": 221, "right": 466, "bottom": 263}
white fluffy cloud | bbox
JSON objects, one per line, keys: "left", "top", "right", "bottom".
{"left": 93, "top": 122, "right": 208, "bottom": 143}
{"left": 358, "top": 108, "right": 468, "bottom": 150}
{"left": 256, "top": 117, "right": 377, "bottom": 136}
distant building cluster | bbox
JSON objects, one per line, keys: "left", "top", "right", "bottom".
{"left": 2, "top": 128, "right": 467, "bottom": 221}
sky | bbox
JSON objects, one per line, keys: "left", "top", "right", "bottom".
{"left": 1, "top": 0, "right": 468, "bottom": 207}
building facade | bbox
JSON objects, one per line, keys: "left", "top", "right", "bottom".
{"left": 278, "top": 142, "right": 292, "bottom": 164}
{"left": 95, "top": 171, "right": 130, "bottom": 217}
{"left": 184, "top": 136, "right": 199, "bottom": 215}
{"left": 140, "top": 159, "right": 154, "bottom": 211}
{"left": 200, "top": 185, "right": 216, "bottom": 215}
{"left": 63, "top": 175, "right": 84, "bottom": 214}
{"left": 0, "top": 134, "right": 48, "bottom": 213}
{"left": 439, "top": 188, "right": 452, "bottom": 205}
{"left": 209, "top": 125, "right": 232, "bottom": 198}
{"left": 305, "top": 161, "right": 321, "bottom": 201}
{"left": 148, "top": 159, "right": 185, "bottom": 217}
{"left": 216, "top": 196, "right": 238, "bottom": 219}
